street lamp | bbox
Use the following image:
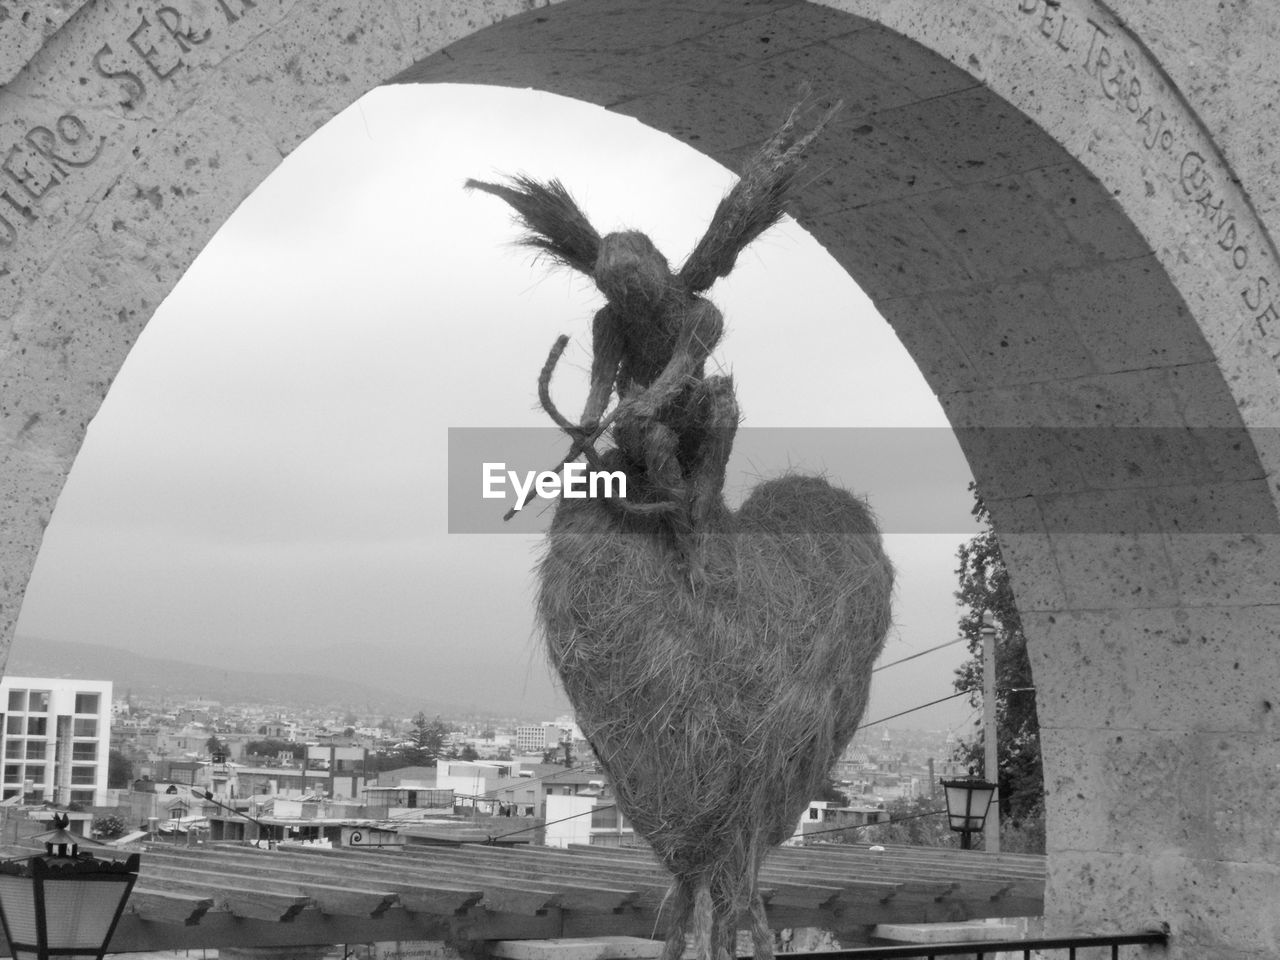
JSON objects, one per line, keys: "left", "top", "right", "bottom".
{"left": 0, "top": 814, "right": 140, "bottom": 960}
{"left": 940, "top": 777, "right": 997, "bottom": 850}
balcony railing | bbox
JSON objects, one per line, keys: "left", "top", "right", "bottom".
{"left": 775, "top": 930, "right": 1169, "bottom": 959}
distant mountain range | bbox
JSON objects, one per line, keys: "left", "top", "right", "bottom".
{"left": 7, "top": 636, "right": 441, "bottom": 717}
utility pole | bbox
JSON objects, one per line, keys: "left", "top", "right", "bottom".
{"left": 981, "top": 610, "right": 1001, "bottom": 853}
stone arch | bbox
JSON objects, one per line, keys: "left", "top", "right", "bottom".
{"left": 3, "top": 0, "right": 1279, "bottom": 954}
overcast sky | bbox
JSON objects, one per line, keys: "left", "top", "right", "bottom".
{"left": 13, "top": 84, "right": 980, "bottom": 732}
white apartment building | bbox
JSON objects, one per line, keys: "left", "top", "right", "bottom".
{"left": 437, "top": 759, "right": 523, "bottom": 806}
{"left": 543, "top": 792, "right": 634, "bottom": 848}
{"left": 0, "top": 677, "right": 112, "bottom": 806}
{"left": 514, "top": 723, "right": 561, "bottom": 754}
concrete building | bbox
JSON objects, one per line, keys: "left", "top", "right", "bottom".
{"left": 0, "top": 676, "right": 112, "bottom": 806}
{"left": 231, "top": 764, "right": 332, "bottom": 798}
{"left": 786, "top": 800, "right": 890, "bottom": 846}
{"left": 437, "top": 759, "right": 521, "bottom": 806}
{"left": 303, "top": 743, "right": 369, "bottom": 801}
{"left": 544, "top": 792, "right": 634, "bottom": 849}
{"left": 514, "top": 723, "right": 562, "bottom": 755}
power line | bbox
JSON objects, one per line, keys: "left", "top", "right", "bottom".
{"left": 480, "top": 799, "right": 951, "bottom": 847}
{"left": 485, "top": 803, "right": 617, "bottom": 843}
{"left": 484, "top": 693, "right": 976, "bottom": 842}
{"left": 854, "top": 690, "right": 970, "bottom": 732}
{"left": 466, "top": 763, "right": 596, "bottom": 798}
{"left": 788, "top": 807, "right": 945, "bottom": 842}
{"left": 872, "top": 638, "right": 965, "bottom": 674}
{"left": 447, "top": 685, "right": 981, "bottom": 844}
{"left": 465, "top": 691, "right": 983, "bottom": 845}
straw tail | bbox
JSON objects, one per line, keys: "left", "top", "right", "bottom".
{"left": 661, "top": 866, "right": 773, "bottom": 960}
{"left": 678, "top": 90, "right": 841, "bottom": 293}
{"left": 465, "top": 175, "right": 602, "bottom": 275}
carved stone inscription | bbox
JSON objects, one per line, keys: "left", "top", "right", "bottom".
{"left": 92, "top": 0, "right": 257, "bottom": 106}
{"left": 1017, "top": 0, "right": 1280, "bottom": 359}
{"left": 0, "top": 0, "right": 259, "bottom": 269}
{"left": 1, "top": 115, "right": 103, "bottom": 259}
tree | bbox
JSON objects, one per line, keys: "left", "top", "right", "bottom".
{"left": 457, "top": 744, "right": 480, "bottom": 761}
{"left": 107, "top": 749, "right": 134, "bottom": 789}
{"left": 206, "top": 735, "right": 226, "bottom": 757}
{"left": 813, "top": 779, "right": 848, "bottom": 805}
{"left": 92, "top": 814, "right": 127, "bottom": 839}
{"left": 863, "top": 796, "right": 955, "bottom": 848}
{"left": 953, "top": 482, "right": 1045, "bottom": 853}
{"left": 399, "top": 712, "right": 450, "bottom": 766}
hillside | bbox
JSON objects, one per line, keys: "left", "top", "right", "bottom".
{"left": 6, "top": 635, "right": 422, "bottom": 715}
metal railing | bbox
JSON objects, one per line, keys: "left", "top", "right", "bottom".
{"left": 772, "top": 930, "right": 1169, "bottom": 959}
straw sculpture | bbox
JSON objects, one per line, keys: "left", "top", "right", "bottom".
{"left": 469, "top": 93, "right": 894, "bottom": 960}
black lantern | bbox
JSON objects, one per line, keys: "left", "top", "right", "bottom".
{"left": 0, "top": 814, "right": 140, "bottom": 960}
{"left": 940, "top": 777, "right": 997, "bottom": 850}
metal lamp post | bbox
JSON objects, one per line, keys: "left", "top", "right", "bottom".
{"left": 940, "top": 777, "right": 997, "bottom": 850}
{"left": 980, "top": 610, "right": 1001, "bottom": 852}
{"left": 0, "top": 814, "right": 140, "bottom": 960}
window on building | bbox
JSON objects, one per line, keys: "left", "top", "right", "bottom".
{"left": 25, "top": 717, "right": 46, "bottom": 736}
{"left": 69, "top": 790, "right": 94, "bottom": 805}
{"left": 3, "top": 765, "right": 21, "bottom": 783}
{"left": 591, "top": 805, "right": 619, "bottom": 829}
{"left": 7, "top": 691, "right": 25, "bottom": 712}
{"left": 70, "top": 766, "right": 96, "bottom": 785}
{"left": 71, "top": 743, "right": 95, "bottom": 762}
{"left": 28, "top": 692, "right": 49, "bottom": 713}
{"left": 73, "top": 693, "right": 99, "bottom": 715}
{"left": 25, "top": 742, "right": 45, "bottom": 760}
{"left": 5, "top": 717, "right": 21, "bottom": 736}
{"left": 72, "top": 718, "right": 96, "bottom": 737}
{"left": 4, "top": 741, "right": 20, "bottom": 759}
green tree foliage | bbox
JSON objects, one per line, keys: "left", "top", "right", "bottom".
{"left": 813, "top": 779, "right": 848, "bottom": 805}
{"left": 107, "top": 749, "right": 135, "bottom": 789}
{"left": 92, "top": 814, "right": 128, "bottom": 839}
{"left": 399, "top": 712, "right": 451, "bottom": 766}
{"left": 862, "top": 796, "right": 956, "bottom": 847}
{"left": 953, "top": 482, "right": 1045, "bottom": 853}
